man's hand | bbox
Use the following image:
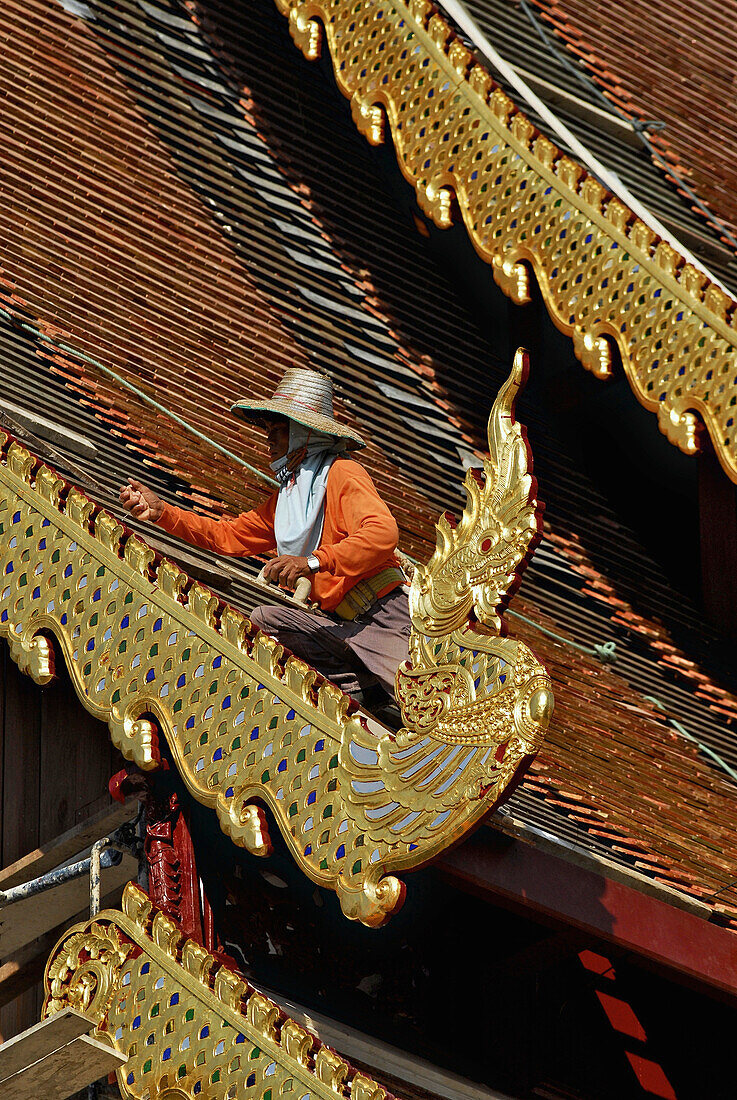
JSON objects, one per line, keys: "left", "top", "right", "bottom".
{"left": 262, "top": 555, "right": 313, "bottom": 591}
{"left": 119, "top": 478, "right": 165, "bottom": 523}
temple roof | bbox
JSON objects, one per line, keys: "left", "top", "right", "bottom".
{"left": 2, "top": 0, "right": 737, "bottom": 953}
{"left": 529, "top": 0, "right": 737, "bottom": 264}
{"left": 274, "top": 0, "right": 737, "bottom": 483}
{"left": 455, "top": 0, "right": 737, "bottom": 293}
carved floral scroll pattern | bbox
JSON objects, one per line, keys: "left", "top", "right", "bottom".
{"left": 43, "top": 883, "right": 390, "bottom": 1100}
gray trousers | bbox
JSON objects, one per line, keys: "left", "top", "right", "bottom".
{"left": 250, "top": 587, "right": 411, "bottom": 697}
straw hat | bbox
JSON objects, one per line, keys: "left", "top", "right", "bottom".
{"left": 231, "top": 368, "right": 365, "bottom": 450}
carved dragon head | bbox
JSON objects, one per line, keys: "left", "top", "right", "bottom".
{"left": 410, "top": 348, "right": 541, "bottom": 638}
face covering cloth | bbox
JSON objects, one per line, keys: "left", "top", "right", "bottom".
{"left": 270, "top": 423, "right": 347, "bottom": 557}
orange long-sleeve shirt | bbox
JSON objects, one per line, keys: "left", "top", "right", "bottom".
{"left": 155, "top": 458, "right": 401, "bottom": 612}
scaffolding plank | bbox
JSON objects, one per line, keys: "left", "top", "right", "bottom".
{"left": 0, "top": 928, "right": 64, "bottom": 1011}
{"left": 0, "top": 802, "right": 136, "bottom": 891}
{"left": 2, "top": 1032, "right": 125, "bottom": 1098}
{"left": 0, "top": 1008, "right": 94, "bottom": 1080}
{"left": 0, "top": 855, "right": 137, "bottom": 956}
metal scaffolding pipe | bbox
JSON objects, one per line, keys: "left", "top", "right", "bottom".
{"left": 0, "top": 847, "right": 122, "bottom": 907}
{"left": 90, "top": 837, "right": 115, "bottom": 918}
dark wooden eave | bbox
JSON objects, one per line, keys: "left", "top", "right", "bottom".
{"left": 440, "top": 830, "right": 737, "bottom": 1000}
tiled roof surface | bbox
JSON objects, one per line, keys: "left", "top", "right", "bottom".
{"left": 530, "top": 0, "right": 737, "bottom": 254}
{"left": 454, "top": 0, "right": 737, "bottom": 294}
{"left": 3, "top": 0, "right": 737, "bottom": 933}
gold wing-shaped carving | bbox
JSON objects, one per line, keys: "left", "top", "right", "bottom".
{"left": 338, "top": 632, "right": 552, "bottom": 852}
{"left": 337, "top": 350, "right": 553, "bottom": 872}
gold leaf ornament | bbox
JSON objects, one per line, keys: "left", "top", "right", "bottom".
{"left": 275, "top": 0, "right": 737, "bottom": 486}
{"left": 45, "top": 924, "right": 133, "bottom": 1020}
{"left": 337, "top": 351, "right": 552, "bottom": 853}
{"left": 1, "top": 355, "right": 551, "bottom": 926}
{"left": 43, "top": 884, "right": 393, "bottom": 1100}
{"left": 409, "top": 351, "right": 540, "bottom": 638}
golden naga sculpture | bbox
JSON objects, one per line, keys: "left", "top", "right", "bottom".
{"left": 43, "top": 882, "right": 390, "bottom": 1100}
{"left": 0, "top": 352, "right": 552, "bottom": 926}
{"left": 275, "top": 0, "right": 737, "bottom": 485}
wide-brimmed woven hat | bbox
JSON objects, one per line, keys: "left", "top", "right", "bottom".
{"left": 231, "top": 367, "right": 365, "bottom": 449}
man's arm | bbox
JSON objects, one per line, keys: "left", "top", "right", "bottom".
{"left": 120, "top": 478, "right": 278, "bottom": 556}
{"left": 314, "top": 462, "right": 398, "bottom": 579}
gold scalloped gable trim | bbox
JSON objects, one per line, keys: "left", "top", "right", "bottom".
{"left": 0, "top": 431, "right": 402, "bottom": 927}
{"left": 0, "top": 417, "right": 551, "bottom": 928}
{"left": 275, "top": 0, "right": 737, "bottom": 482}
{"left": 42, "top": 883, "right": 394, "bottom": 1100}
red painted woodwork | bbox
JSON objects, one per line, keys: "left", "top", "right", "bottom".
{"left": 144, "top": 788, "right": 204, "bottom": 947}
{"left": 439, "top": 831, "right": 737, "bottom": 998}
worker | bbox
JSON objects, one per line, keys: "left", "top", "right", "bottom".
{"left": 119, "top": 368, "right": 409, "bottom": 708}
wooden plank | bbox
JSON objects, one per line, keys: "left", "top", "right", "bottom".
{"left": 0, "top": 802, "right": 137, "bottom": 891}
{"left": 0, "top": 855, "right": 137, "bottom": 956}
{"left": 0, "top": 403, "right": 97, "bottom": 459}
{"left": 262, "top": 985, "right": 510, "bottom": 1100}
{"left": 2, "top": 1032, "right": 126, "bottom": 1098}
{"left": 38, "top": 674, "right": 119, "bottom": 848}
{"left": 1, "top": 648, "right": 41, "bottom": 870}
{"left": 0, "top": 1008, "right": 93, "bottom": 1081}
{"left": 0, "top": 928, "right": 64, "bottom": 1010}
{"left": 0, "top": 983, "right": 37, "bottom": 1048}
{"left": 0, "top": 883, "right": 132, "bottom": 1038}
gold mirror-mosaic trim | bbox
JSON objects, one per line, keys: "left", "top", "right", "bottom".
{"left": 275, "top": 0, "right": 737, "bottom": 482}
{"left": 43, "top": 882, "right": 391, "bottom": 1100}
{"left": 0, "top": 361, "right": 552, "bottom": 926}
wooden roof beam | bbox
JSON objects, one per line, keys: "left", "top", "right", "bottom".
{"left": 438, "top": 829, "right": 737, "bottom": 999}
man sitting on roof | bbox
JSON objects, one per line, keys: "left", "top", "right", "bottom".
{"left": 119, "top": 367, "right": 409, "bottom": 709}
